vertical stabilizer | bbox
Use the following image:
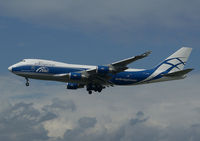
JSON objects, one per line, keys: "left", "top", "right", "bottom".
{"left": 155, "top": 47, "right": 192, "bottom": 73}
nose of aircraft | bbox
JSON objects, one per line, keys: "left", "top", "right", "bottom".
{"left": 8, "top": 66, "right": 13, "bottom": 72}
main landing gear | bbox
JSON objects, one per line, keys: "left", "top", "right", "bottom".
{"left": 86, "top": 84, "right": 104, "bottom": 95}
{"left": 88, "top": 90, "right": 92, "bottom": 95}
{"left": 25, "top": 78, "right": 29, "bottom": 86}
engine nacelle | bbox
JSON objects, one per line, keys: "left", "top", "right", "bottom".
{"left": 96, "top": 66, "right": 110, "bottom": 74}
{"left": 69, "top": 72, "right": 82, "bottom": 80}
{"left": 67, "top": 83, "right": 80, "bottom": 89}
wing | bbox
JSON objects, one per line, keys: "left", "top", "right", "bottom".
{"left": 86, "top": 51, "right": 152, "bottom": 74}
{"left": 55, "top": 51, "right": 151, "bottom": 87}
{"left": 111, "top": 51, "right": 152, "bottom": 68}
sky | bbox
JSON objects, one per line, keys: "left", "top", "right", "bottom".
{"left": 0, "top": 0, "right": 200, "bottom": 141}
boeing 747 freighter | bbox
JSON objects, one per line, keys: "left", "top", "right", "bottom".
{"left": 8, "top": 47, "right": 193, "bottom": 94}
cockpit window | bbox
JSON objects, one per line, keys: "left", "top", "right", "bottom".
{"left": 21, "top": 59, "right": 26, "bottom": 62}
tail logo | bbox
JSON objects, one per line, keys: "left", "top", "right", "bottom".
{"left": 159, "top": 57, "right": 186, "bottom": 71}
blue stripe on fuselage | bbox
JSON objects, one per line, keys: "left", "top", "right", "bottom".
{"left": 110, "top": 69, "right": 154, "bottom": 85}
{"left": 12, "top": 65, "right": 86, "bottom": 74}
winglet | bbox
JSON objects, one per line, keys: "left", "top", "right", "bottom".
{"left": 142, "top": 51, "right": 152, "bottom": 57}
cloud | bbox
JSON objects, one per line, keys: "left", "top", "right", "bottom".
{"left": 1, "top": 101, "right": 198, "bottom": 141}
{"left": 58, "top": 111, "right": 200, "bottom": 141}
{"left": 0, "top": 0, "right": 199, "bottom": 31}
{"left": 78, "top": 117, "right": 97, "bottom": 129}
{"left": 129, "top": 111, "right": 149, "bottom": 126}
{"left": 0, "top": 102, "right": 52, "bottom": 141}
{"left": 0, "top": 74, "right": 200, "bottom": 140}
{"left": 57, "top": 112, "right": 148, "bottom": 141}
{"left": 42, "top": 98, "right": 76, "bottom": 112}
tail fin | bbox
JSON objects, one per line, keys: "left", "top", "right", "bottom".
{"left": 155, "top": 47, "right": 192, "bottom": 73}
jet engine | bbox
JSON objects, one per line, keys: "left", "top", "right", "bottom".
{"left": 69, "top": 72, "right": 84, "bottom": 80}
{"left": 67, "top": 83, "right": 83, "bottom": 89}
{"left": 96, "top": 66, "right": 110, "bottom": 74}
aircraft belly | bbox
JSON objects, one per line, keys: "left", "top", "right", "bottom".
{"left": 15, "top": 72, "right": 88, "bottom": 84}
{"left": 15, "top": 72, "right": 68, "bottom": 82}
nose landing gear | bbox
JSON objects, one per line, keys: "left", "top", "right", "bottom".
{"left": 25, "top": 78, "right": 29, "bottom": 86}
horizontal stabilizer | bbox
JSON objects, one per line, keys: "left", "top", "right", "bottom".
{"left": 162, "top": 68, "right": 193, "bottom": 77}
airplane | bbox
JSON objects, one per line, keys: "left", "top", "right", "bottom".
{"left": 8, "top": 47, "right": 193, "bottom": 94}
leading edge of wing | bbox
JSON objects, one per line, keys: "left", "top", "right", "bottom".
{"left": 83, "top": 51, "right": 152, "bottom": 75}
{"left": 111, "top": 51, "right": 152, "bottom": 67}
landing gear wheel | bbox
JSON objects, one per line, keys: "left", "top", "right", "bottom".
{"left": 25, "top": 78, "right": 29, "bottom": 87}
{"left": 97, "top": 89, "right": 102, "bottom": 93}
{"left": 26, "top": 82, "right": 29, "bottom": 86}
{"left": 88, "top": 91, "right": 92, "bottom": 94}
